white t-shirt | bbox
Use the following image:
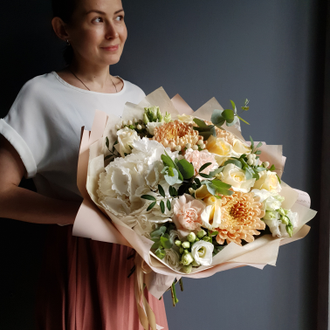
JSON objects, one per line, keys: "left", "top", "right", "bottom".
{"left": 0, "top": 72, "right": 145, "bottom": 201}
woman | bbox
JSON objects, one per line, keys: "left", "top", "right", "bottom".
{"left": 0, "top": 0, "right": 169, "bottom": 328}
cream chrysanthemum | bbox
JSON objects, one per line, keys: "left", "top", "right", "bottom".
{"left": 215, "top": 191, "right": 265, "bottom": 246}
{"left": 153, "top": 120, "right": 201, "bottom": 151}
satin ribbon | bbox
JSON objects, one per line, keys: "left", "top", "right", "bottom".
{"left": 134, "top": 253, "right": 164, "bottom": 330}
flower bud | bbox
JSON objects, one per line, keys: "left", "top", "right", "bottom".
{"left": 164, "top": 111, "right": 171, "bottom": 123}
{"left": 187, "top": 232, "right": 196, "bottom": 243}
{"left": 137, "top": 124, "right": 142, "bottom": 130}
{"left": 263, "top": 210, "right": 277, "bottom": 220}
{"left": 115, "top": 124, "right": 121, "bottom": 130}
{"left": 157, "top": 107, "right": 163, "bottom": 122}
{"left": 182, "top": 265, "right": 192, "bottom": 274}
{"left": 278, "top": 208, "right": 286, "bottom": 216}
{"left": 197, "top": 229, "right": 207, "bottom": 238}
{"left": 202, "top": 236, "right": 212, "bottom": 243}
{"left": 122, "top": 120, "right": 127, "bottom": 126}
{"left": 263, "top": 161, "right": 270, "bottom": 168}
{"left": 186, "top": 143, "right": 191, "bottom": 149}
{"left": 175, "top": 240, "right": 182, "bottom": 247}
{"left": 175, "top": 145, "right": 182, "bottom": 152}
{"left": 192, "top": 145, "right": 198, "bottom": 150}
{"left": 179, "top": 247, "right": 184, "bottom": 254}
{"left": 143, "top": 113, "right": 149, "bottom": 124}
{"left": 128, "top": 120, "right": 133, "bottom": 126}
{"left": 281, "top": 215, "right": 290, "bottom": 225}
{"left": 181, "top": 253, "right": 194, "bottom": 266}
{"left": 182, "top": 241, "right": 190, "bottom": 249}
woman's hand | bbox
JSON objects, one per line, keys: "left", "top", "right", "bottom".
{"left": 0, "top": 136, "right": 81, "bottom": 225}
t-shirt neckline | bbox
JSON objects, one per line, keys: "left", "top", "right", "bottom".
{"left": 52, "top": 71, "right": 126, "bottom": 96}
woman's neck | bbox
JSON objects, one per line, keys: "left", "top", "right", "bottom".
{"left": 56, "top": 58, "right": 122, "bottom": 93}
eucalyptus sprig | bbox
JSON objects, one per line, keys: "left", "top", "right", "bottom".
{"left": 193, "top": 100, "right": 250, "bottom": 139}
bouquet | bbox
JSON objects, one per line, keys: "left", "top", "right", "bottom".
{"left": 73, "top": 87, "right": 316, "bottom": 328}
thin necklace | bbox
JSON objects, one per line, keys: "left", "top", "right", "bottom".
{"left": 69, "top": 69, "right": 118, "bottom": 93}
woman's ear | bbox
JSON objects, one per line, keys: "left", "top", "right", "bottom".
{"left": 51, "top": 17, "right": 69, "bottom": 42}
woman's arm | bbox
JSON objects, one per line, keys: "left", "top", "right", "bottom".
{"left": 0, "top": 136, "right": 81, "bottom": 225}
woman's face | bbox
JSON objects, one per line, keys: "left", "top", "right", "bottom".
{"left": 66, "top": 0, "right": 127, "bottom": 67}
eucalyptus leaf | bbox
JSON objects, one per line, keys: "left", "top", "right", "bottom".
{"left": 155, "top": 247, "right": 165, "bottom": 259}
{"left": 222, "top": 109, "right": 235, "bottom": 123}
{"left": 209, "top": 167, "right": 223, "bottom": 177}
{"left": 193, "top": 118, "right": 208, "bottom": 128}
{"left": 160, "top": 236, "right": 172, "bottom": 249}
{"left": 224, "top": 159, "right": 242, "bottom": 168}
{"left": 245, "top": 167, "right": 254, "bottom": 180}
{"left": 230, "top": 100, "right": 236, "bottom": 111}
{"left": 177, "top": 159, "right": 194, "bottom": 179}
{"left": 161, "top": 153, "right": 175, "bottom": 168}
{"left": 151, "top": 226, "right": 167, "bottom": 238}
{"left": 152, "top": 240, "right": 161, "bottom": 250}
{"left": 211, "top": 109, "right": 225, "bottom": 126}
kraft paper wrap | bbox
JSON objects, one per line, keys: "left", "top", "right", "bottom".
{"left": 73, "top": 87, "right": 316, "bottom": 299}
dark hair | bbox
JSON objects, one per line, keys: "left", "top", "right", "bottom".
{"left": 52, "top": 0, "right": 77, "bottom": 65}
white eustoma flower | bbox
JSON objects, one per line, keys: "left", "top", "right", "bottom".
{"left": 115, "top": 127, "right": 140, "bottom": 157}
{"left": 218, "top": 163, "right": 255, "bottom": 193}
{"left": 191, "top": 240, "right": 214, "bottom": 266}
{"left": 252, "top": 189, "right": 283, "bottom": 211}
{"left": 253, "top": 170, "right": 282, "bottom": 193}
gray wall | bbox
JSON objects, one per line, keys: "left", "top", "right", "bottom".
{"left": 0, "top": 0, "right": 324, "bottom": 329}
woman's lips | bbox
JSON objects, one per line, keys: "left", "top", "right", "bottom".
{"left": 101, "top": 45, "right": 119, "bottom": 51}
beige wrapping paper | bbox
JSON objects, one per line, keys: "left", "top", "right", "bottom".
{"left": 73, "top": 88, "right": 316, "bottom": 299}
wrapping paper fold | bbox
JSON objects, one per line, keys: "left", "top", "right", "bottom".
{"left": 73, "top": 87, "right": 316, "bottom": 298}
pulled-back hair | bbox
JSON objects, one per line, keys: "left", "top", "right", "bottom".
{"left": 52, "top": 0, "right": 77, "bottom": 64}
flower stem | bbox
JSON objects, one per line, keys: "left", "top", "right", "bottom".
{"left": 171, "top": 282, "right": 179, "bottom": 306}
{"left": 179, "top": 278, "right": 184, "bottom": 291}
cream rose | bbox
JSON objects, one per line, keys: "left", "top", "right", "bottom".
{"left": 232, "top": 139, "right": 251, "bottom": 154}
{"left": 115, "top": 127, "right": 140, "bottom": 157}
{"left": 253, "top": 170, "right": 281, "bottom": 193}
{"left": 191, "top": 241, "right": 214, "bottom": 266}
{"left": 218, "top": 163, "right": 255, "bottom": 193}
{"left": 164, "top": 248, "right": 181, "bottom": 270}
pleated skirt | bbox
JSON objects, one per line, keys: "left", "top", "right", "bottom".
{"left": 36, "top": 225, "right": 169, "bottom": 330}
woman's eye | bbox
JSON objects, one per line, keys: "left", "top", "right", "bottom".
{"left": 93, "top": 17, "right": 103, "bottom": 23}
{"left": 115, "top": 15, "right": 124, "bottom": 21}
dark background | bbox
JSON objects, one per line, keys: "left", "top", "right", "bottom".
{"left": 0, "top": 0, "right": 327, "bottom": 329}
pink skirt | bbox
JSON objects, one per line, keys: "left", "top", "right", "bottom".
{"left": 36, "top": 226, "right": 169, "bottom": 330}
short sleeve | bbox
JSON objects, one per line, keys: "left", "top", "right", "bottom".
{"left": 0, "top": 77, "right": 51, "bottom": 178}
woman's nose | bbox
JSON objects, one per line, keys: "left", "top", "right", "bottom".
{"left": 105, "top": 22, "right": 118, "bottom": 40}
